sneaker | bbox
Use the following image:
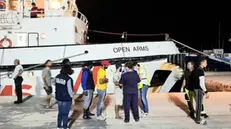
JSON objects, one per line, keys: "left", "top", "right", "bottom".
{"left": 196, "top": 119, "right": 207, "bottom": 125}
{"left": 102, "top": 112, "right": 107, "bottom": 117}
{"left": 141, "top": 112, "right": 148, "bottom": 117}
{"left": 96, "top": 115, "right": 106, "bottom": 121}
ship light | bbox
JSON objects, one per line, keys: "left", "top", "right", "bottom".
{"left": 40, "top": 33, "right": 46, "bottom": 39}
{"left": 51, "top": 1, "right": 61, "bottom": 9}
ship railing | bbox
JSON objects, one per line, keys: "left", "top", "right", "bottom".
{"left": 0, "top": 10, "right": 22, "bottom": 28}
{"left": 22, "top": 10, "right": 88, "bottom": 26}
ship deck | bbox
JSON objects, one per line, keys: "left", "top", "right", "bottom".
{"left": 0, "top": 92, "right": 231, "bottom": 129}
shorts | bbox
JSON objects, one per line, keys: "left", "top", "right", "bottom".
{"left": 114, "top": 86, "right": 123, "bottom": 105}
{"left": 44, "top": 86, "right": 52, "bottom": 95}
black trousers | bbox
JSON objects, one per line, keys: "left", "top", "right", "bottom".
{"left": 123, "top": 93, "right": 139, "bottom": 121}
{"left": 194, "top": 89, "right": 203, "bottom": 122}
{"left": 14, "top": 77, "right": 23, "bottom": 102}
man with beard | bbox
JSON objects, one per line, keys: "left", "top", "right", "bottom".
{"left": 42, "top": 60, "right": 53, "bottom": 109}
{"left": 96, "top": 60, "right": 110, "bottom": 120}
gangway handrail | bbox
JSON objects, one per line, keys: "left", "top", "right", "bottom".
{"left": 169, "top": 38, "right": 231, "bottom": 65}
{"left": 0, "top": 50, "right": 88, "bottom": 77}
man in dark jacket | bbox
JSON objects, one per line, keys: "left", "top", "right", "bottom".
{"left": 81, "top": 62, "right": 95, "bottom": 119}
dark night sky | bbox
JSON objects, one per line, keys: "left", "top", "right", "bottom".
{"left": 76, "top": 1, "right": 231, "bottom": 52}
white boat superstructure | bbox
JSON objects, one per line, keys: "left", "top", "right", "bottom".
{"left": 0, "top": 0, "right": 88, "bottom": 47}
{"left": 0, "top": 0, "right": 185, "bottom": 96}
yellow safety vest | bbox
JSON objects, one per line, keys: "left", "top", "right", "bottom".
{"left": 138, "top": 66, "right": 151, "bottom": 89}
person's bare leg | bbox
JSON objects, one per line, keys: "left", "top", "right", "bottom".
{"left": 115, "top": 105, "right": 122, "bottom": 119}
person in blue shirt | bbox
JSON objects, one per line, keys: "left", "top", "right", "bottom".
{"left": 119, "top": 61, "right": 141, "bottom": 123}
{"left": 55, "top": 63, "right": 74, "bottom": 129}
{"left": 81, "top": 62, "right": 95, "bottom": 119}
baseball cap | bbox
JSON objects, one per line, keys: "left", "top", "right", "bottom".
{"left": 101, "top": 60, "right": 110, "bottom": 66}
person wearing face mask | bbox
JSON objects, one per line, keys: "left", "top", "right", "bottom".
{"left": 81, "top": 62, "right": 95, "bottom": 119}
{"left": 182, "top": 61, "right": 196, "bottom": 119}
{"left": 42, "top": 60, "right": 53, "bottom": 109}
{"left": 113, "top": 63, "right": 123, "bottom": 119}
{"left": 96, "top": 60, "right": 111, "bottom": 120}
{"left": 191, "top": 58, "right": 209, "bottom": 125}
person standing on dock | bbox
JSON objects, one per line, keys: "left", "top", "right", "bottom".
{"left": 182, "top": 61, "right": 195, "bottom": 118}
{"left": 42, "top": 60, "right": 53, "bottom": 109}
{"left": 12, "top": 59, "right": 23, "bottom": 104}
{"left": 55, "top": 63, "right": 75, "bottom": 129}
{"left": 81, "top": 62, "right": 95, "bottom": 119}
{"left": 96, "top": 60, "right": 110, "bottom": 120}
{"left": 191, "top": 58, "right": 209, "bottom": 125}
{"left": 119, "top": 61, "right": 141, "bottom": 123}
{"left": 135, "top": 63, "right": 150, "bottom": 117}
{"left": 113, "top": 63, "right": 123, "bottom": 119}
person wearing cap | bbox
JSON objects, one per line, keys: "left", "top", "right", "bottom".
{"left": 119, "top": 61, "right": 141, "bottom": 123}
{"left": 96, "top": 60, "right": 110, "bottom": 120}
{"left": 55, "top": 63, "right": 75, "bottom": 129}
{"left": 113, "top": 63, "right": 123, "bottom": 119}
{"left": 81, "top": 62, "right": 95, "bottom": 119}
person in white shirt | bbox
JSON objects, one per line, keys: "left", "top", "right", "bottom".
{"left": 12, "top": 59, "right": 24, "bottom": 104}
{"left": 113, "top": 63, "right": 123, "bottom": 119}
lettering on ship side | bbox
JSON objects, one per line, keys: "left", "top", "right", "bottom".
{"left": 113, "top": 46, "right": 149, "bottom": 53}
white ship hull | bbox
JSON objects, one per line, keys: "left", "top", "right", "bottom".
{"left": 0, "top": 41, "right": 182, "bottom": 96}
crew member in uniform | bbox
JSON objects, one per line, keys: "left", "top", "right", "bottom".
{"left": 113, "top": 63, "right": 123, "bottom": 119}
{"left": 12, "top": 59, "right": 24, "bottom": 104}
{"left": 119, "top": 61, "right": 141, "bottom": 123}
{"left": 55, "top": 62, "right": 75, "bottom": 129}
{"left": 81, "top": 62, "right": 95, "bottom": 119}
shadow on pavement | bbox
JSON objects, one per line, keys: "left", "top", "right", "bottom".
{"left": 167, "top": 94, "right": 190, "bottom": 115}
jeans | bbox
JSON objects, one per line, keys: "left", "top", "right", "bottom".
{"left": 96, "top": 89, "right": 106, "bottom": 116}
{"left": 57, "top": 101, "right": 72, "bottom": 129}
{"left": 140, "top": 84, "right": 149, "bottom": 113}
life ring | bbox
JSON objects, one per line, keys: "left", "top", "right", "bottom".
{"left": 0, "top": 2, "right": 6, "bottom": 10}
{"left": 0, "top": 38, "right": 12, "bottom": 48}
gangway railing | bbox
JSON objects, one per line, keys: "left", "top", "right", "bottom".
{"left": 0, "top": 10, "right": 22, "bottom": 28}
{"left": 169, "top": 38, "right": 231, "bottom": 65}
